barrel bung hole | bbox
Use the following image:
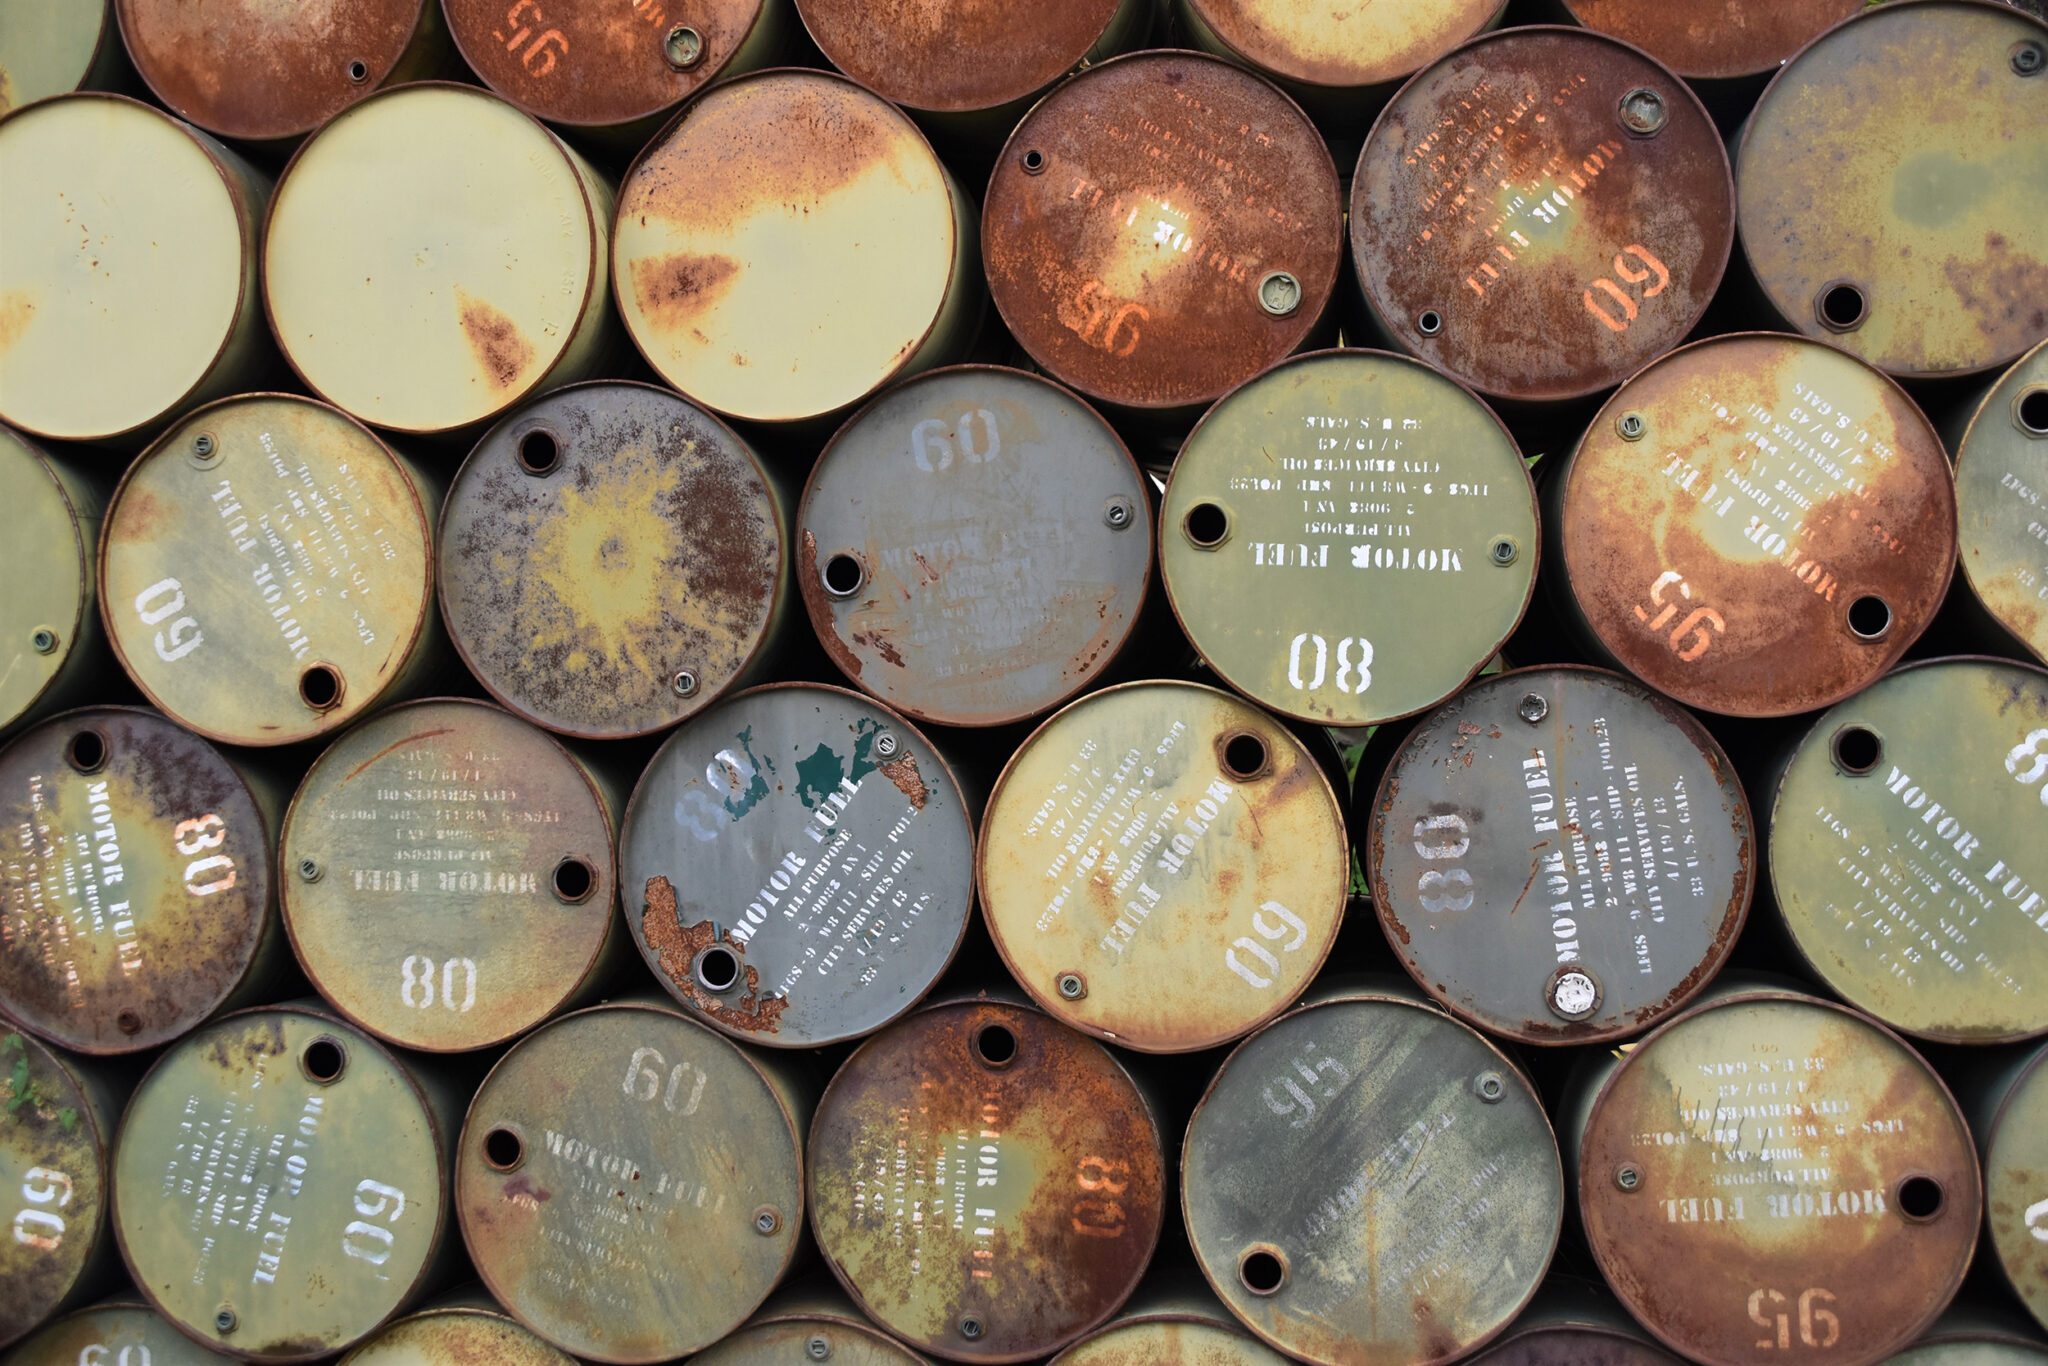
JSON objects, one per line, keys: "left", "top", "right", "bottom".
{"left": 1220, "top": 731, "right": 1269, "bottom": 781}
{"left": 1239, "top": 1247, "right": 1287, "bottom": 1296}
{"left": 1847, "top": 595, "right": 1892, "bottom": 640}
{"left": 1897, "top": 1175, "right": 1944, "bottom": 1221}
{"left": 551, "top": 856, "right": 596, "bottom": 903}
{"left": 1819, "top": 282, "right": 1867, "bottom": 332}
{"left": 694, "top": 945, "right": 741, "bottom": 993}
{"left": 301, "top": 1036, "right": 347, "bottom": 1084}
{"left": 517, "top": 428, "right": 560, "bottom": 476}
{"left": 65, "top": 729, "right": 108, "bottom": 774}
{"left": 1184, "top": 502, "right": 1229, "bottom": 548}
{"left": 822, "top": 553, "right": 865, "bottom": 597}
{"left": 1831, "top": 726, "right": 1882, "bottom": 775}
{"left": 2018, "top": 387, "right": 2048, "bottom": 436}
{"left": 299, "top": 664, "right": 343, "bottom": 712}
{"left": 483, "top": 1126, "right": 525, "bottom": 1172}
{"left": 972, "top": 1023, "right": 1017, "bottom": 1068}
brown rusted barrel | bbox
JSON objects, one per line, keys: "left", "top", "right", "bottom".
{"left": 438, "top": 381, "right": 789, "bottom": 739}
{"left": 1954, "top": 1040, "right": 2048, "bottom": 1335}
{"left": 1048, "top": 1276, "right": 1294, "bottom": 1365}
{"left": 1, "top": 425, "right": 107, "bottom": 738}
{"left": 98, "top": 394, "right": 439, "bottom": 747}
{"left": 1350, "top": 27, "right": 1733, "bottom": 406}
{"left": 338, "top": 1295, "right": 579, "bottom": 1366}
{"left": 0, "top": 706, "right": 282, "bottom": 1054}
{"left": 1461, "top": 1279, "right": 1686, "bottom": 1366}
{"left": 1547, "top": 333, "right": 1955, "bottom": 716}
{"left": 620, "top": 683, "right": 975, "bottom": 1048}
{"left": 690, "top": 1283, "right": 933, "bottom": 1365}
{"left": 6, "top": 1298, "right": 240, "bottom": 1364}
{"left": 1954, "top": 337, "right": 2048, "bottom": 661}
{"left": 1736, "top": 1, "right": 2048, "bottom": 381}
{"left": 1181, "top": 981, "right": 1564, "bottom": 1366}
{"left": 456, "top": 999, "right": 810, "bottom": 1362}
{"left": 809, "top": 996, "right": 1167, "bottom": 1361}
{"left": 1560, "top": 0, "right": 1862, "bottom": 81}
{"left": 797, "top": 365, "right": 1152, "bottom": 728}
{"left": 0, "top": 0, "right": 126, "bottom": 114}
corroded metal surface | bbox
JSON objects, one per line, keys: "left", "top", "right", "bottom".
{"left": 1737, "top": 1, "right": 2048, "bottom": 379}
{"left": 798, "top": 0, "right": 1128, "bottom": 113}
{"left": 0, "top": 0, "right": 116, "bottom": 114}
{"left": 7, "top": 1301, "right": 238, "bottom": 1364}
{"left": 1576, "top": 990, "right": 1981, "bottom": 1366}
{"left": 0, "top": 707, "right": 274, "bottom": 1055}
{"left": 621, "top": 684, "right": 973, "bottom": 1048}
{"left": 1369, "top": 666, "right": 1752, "bottom": 1045}
{"left": 1769, "top": 658, "right": 2048, "bottom": 1043}
{"left": 1561, "top": 0, "right": 1863, "bottom": 79}
{"left": 440, "top": 382, "right": 786, "bottom": 739}
{"left": 114, "top": 1006, "right": 448, "bottom": 1362}
{"left": 799, "top": 366, "right": 1152, "bottom": 728}
{"left": 1179, "top": 0, "right": 1502, "bottom": 91}
{"left": 0, "top": 426, "right": 100, "bottom": 735}
{"left": 1554, "top": 334, "right": 1954, "bottom": 717}
{"left": 978, "top": 681, "right": 1347, "bottom": 1053}
{"left": 1159, "top": 349, "right": 1536, "bottom": 727}
{"left": 340, "top": 1303, "right": 579, "bottom": 1365}
{"left": 280, "top": 698, "right": 616, "bottom": 1053}
{"left": 614, "top": 69, "right": 976, "bottom": 426}
{"left": 810, "top": 998, "right": 1166, "bottom": 1362}
{"left": 1984, "top": 1042, "right": 2048, "bottom": 1332}
{"left": 1183, "top": 987, "right": 1563, "bottom": 1366}
{"left": 0, "top": 1032, "right": 111, "bottom": 1351}
{"left": 99, "top": 395, "right": 435, "bottom": 748}
{"left": 1350, "top": 27, "right": 1733, "bottom": 403}
{"left": 456, "top": 1001, "right": 805, "bottom": 1363}
{"left": 1956, "top": 338, "right": 2048, "bottom": 661}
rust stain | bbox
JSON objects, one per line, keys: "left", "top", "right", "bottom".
{"left": 456, "top": 289, "right": 536, "bottom": 390}
{"left": 629, "top": 252, "right": 742, "bottom": 332}
{"left": 641, "top": 875, "right": 788, "bottom": 1035}
{"left": 878, "top": 755, "right": 928, "bottom": 809}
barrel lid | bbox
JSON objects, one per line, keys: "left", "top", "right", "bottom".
{"left": 1051, "top": 1314, "right": 1292, "bottom": 1365}
{"left": 1184, "top": 0, "right": 1502, "bottom": 90}
{"left": 692, "top": 1315, "right": 932, "bottom": 1365}
{"left": 1956, "top": 338, "right": 2048, "bottom": 662}
{"left": 1987, "top": 1044, "right": 2048, "bottom": 1332}
{"left": 1561, "top": 0, "right": 1863, "bottom": 79}
{"left": 810, "top": 999, "right": 1166, "bottom": 1362}
{"left": 0, "top": 1031, "right": 109, "bottom": 1351}
{"left": 439, "top": 381, "right": 785, "bottom": 739}
{"left": 615, "top": 69, "right": 962, "bottom": 426}
{"left": 621, "top": 683, "right": 973, "bottom": 1048}
{"left": 1737, "top": 1, "right": 2048, "bottom": 379}
{"left": 0, "top": 0, "right": 114, "bottom": 114}
{"left": 799, "top": 366, "right": 1152, "bottom": 728}
{"left": 340, "top": 1304, "right": 579, "bottom": 1365}
{"left": 7, "top": 1301, "right": 238, "bottom": 1363}
{"left": 1578, "top": 991, "right": 1981, "bottom": 1366}
{"left": 1183, "top": 991, "right": 1563, "bottom": 1366}
{"left": 115, "top": 1007, "right": 446, "bottom": 1361}
{"left": 0, "top": 94, "right": 253, "bottom": 445}
{"left": 265, "top": 83, "right": 602, "bottom": 435}
{"left": 456, "top": 1001, "right": 804, "bottom": 1362}
{"left": 984, "top": 50, "right": 1340, "bottom": 414}
{"left": 797, "top": 0, "right": 1122, "bottom": 113}
{"left": 1350, "top": 26, "right": 1732, "bottom": 404}
{"left": 1160, "top": 348, "right": 1536, "bottom": 726}
{"left": 280, "top": 698, "right": 616, "bottom": 1053}
{"left": 0, "top": 427, "right": 91, "bottom": 731}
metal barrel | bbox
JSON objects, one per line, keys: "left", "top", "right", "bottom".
{"left": 613, "top": 68, "right": 981, "bottom": 429}
{"left": 1363, "top": 664, "right": 1753, "bottom": 1045}
{"left": 0, "top": 0, "right": 127, "bottom": 115}
{"left": 97, "top": 394, "right": 440, "bottom": 748}
{"left": 1158, "top": 348, "right": 1538, "bottom": 728}
{"left": 620, "top": 682, "right": 975, "bottom": 1048}
{"left": 0, "top": 706, "right": 284, "bottom": 1055}
{"left": 1349, "top": 27, "right": 1733, "bottom": 406}
{"left": 1558, "top": 0, "right": 1863, "bottom": 81}
{"left": 796, "top": 365, "right": 1153, "bottom": 729}
{"left": 982, "top": 50, "right": 1342, "bottom": 427}
{"left": 1950, "top": 1038, "right": 2048, "bottom": 1331}
{"left": 808, "top": 995, "right": 1167, "bottom": 1362}
{"left": 1046, "top": 1273, "right": 1295, "bottom": 1365}
{"left": 1567, "top": 984, "right": 1981, "bottom": 1366}
{"left": 5, "top": 1298, "right": 239, "bottom": 1364}
{"left": 336, "top": 1296, "right": 579, "bottom": 1366}
{"left": 0, "top": 94, "right": 270, "bottom": 450}
{"left": 1, "top": 425, "right": 109, "bottom": 739}
{"left": 1545, "top": 332, "right": 1956, "bottom": 717}
{"left": 438, "top": 380, "right": 791, "bottom": 740}
{"left": 976, "top": 680, "right": 1348, "bottom": 1053}
{"left": 1460, "top": 1278, "right": 1687, "bottom": 1366}
{"left": 1735, "top": 1, "right": 2048, "bottom": 381}
{"left": 454, "top": 998, "right": 811, "bottom": 1363}
{"left": 263, "top": 82, "right": 616, "bottom": 439}
{"left": 1953, "top": 337, "right": 2048, "bottom": 662}
{"left": 1181, "top": 979, "right": 1564, "bottom": 1366}
{"left": 688, "top": 1280, "right": 934, "bottom": 1365}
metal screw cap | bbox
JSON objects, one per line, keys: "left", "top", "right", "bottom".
{"left": 1518, "top": 693, "right": 1549, "bottom": 725}
{"left": 1258, "top": 271, "right": 1302, "bottom": 317}
{"left": 1618, "top": 87, "right": 1667, "bottom": 135}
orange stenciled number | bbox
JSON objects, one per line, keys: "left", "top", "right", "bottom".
{"left": 1072, "top": 1155, "right": 1129, "bottom": 1238}
{"left": 1583, "top": 245, "right": 1671, "bottom": 333}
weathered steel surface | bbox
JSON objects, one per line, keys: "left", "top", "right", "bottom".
{"left": 440, "top": 382, "right": 786, "bottom": 739}
{"left": 340, "top": 1303, "right": 580, "bottom": 1366}
{"left": 0, "top": 1032, "right": 112, "bottom": 1351}
{"left": 1159, "top": 348, "right": 1536, "bottom": 728}
{"left": 7, "top": 1300, "right": 238, "bottom": 1364}
{"left": 0, "top": 0, "right": 118, "bottom": 114}
{"left": 1576, "top": 990, "right": 1980, "bottom": 1366}
{"left": 983, "top": 51, "right": 1341, "bottom": 415}
{"left": 0, "top": 426, "right": 101, "bottom": 736}
{"left": 1462, "top": 1280, "right": 1686, "bottom": 1366}
{"left": 692, "top": 1286, "right": 933, "bottom": 1366}
{"left": 280, "top": 698, "right": 616, "bottom": 1053}
{"left": 1351, "top": 27, "right": 1733, "bottom": 403}
{"left": 614, "top": 69, "right": 977, "bottom": 426}
{"left": 1769, "top": 659, "right": 2048, "bottom": 1043}
{"left": 1956, "top": 338, "right": 2048, "bottom": 662}
{"left": 114, "top": 1006, "right": 448, "bottom": 1362}
{"left": 978, "top": 681, "right": 1347, "bottom": 1053}
{"left": 456, "top": 1001, "right": 805, "bottom": 1363}
{"left": 1553, "top": 334, "right": 1955, "bottom": 717}
{"left": 1737, "top": 1, "right": 2048, "bottom": 379}
{"left": 810, "top": 998, "right": 1166, "bottom": 1362}
{"left": 1178, "top": 0, "right": 1503, "bottom": 92}
{"left": 1561, "top": 0, "right": 1863, "bottom": 79}
{"left": 0, "top": 707, "right": 274, "bottom": 1055}
{"left": 264, "top": 83, "right": 613, "bottom": 436}
{"left": 799, "top": 366, "right": 1151, "bottom": 728}
{"left": 1982, "top": 1042, "right": 2048, "bottom": 1332}
{"left": 1183, "top": 986, "right": 1563, "bottom": 1366}
{"left": 99, "top": 395, "right": 435, "bottom": 748}
{"left": 621, "top": 684, "right": 972, "bottom": 1048}
{"left": 797, "top": 0, "right": 1130, "bottom": 113}
{"left": 1049, "top": 1286, "right": 1294, "bottom": 1365}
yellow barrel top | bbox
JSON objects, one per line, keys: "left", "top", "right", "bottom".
{"left": 0, "top": 0, "right": 114, "bottom": 114}
{"left": 339, "top": 1304, "right": 579, "bottom": 1365}
{"left": 7, "top": 1301, "right": 239, "bottom": 1363}
{"left": 0, "top": 1031, "right": 109, "bottom": 1352}
{"left": 0, "top": 426, "right": 94, "bottom": 732}
{"left": 796, "top": 0, "right": 1124, "bottom": 113}
{"left": 1956, "top": 338, "right": 2048, "bottom": 662}
{"left": 1184, "top": 0, "right": 1503, "bottom": 90}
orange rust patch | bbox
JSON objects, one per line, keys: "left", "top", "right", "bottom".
{"left": 630, "top": 251, "right": 742, "bottom": 332}
{"left": 879, "top": 755, "right": 928, "bottom": 809}
{"left": 457, "top": 291, "right": 536, "bottom": 389}
{"left": 642, "top": 875, "right": 788, "bottom": 1035}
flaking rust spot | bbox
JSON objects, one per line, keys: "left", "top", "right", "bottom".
{"left": 455, "top": 288, "right": 535, "bottom": 389}
{"left": 631, "top": 251, "right": 741, "bottom": 332}
{"left": 642, "top": 875, "right": 788, "bottom": 1035}
{"left": 879, "top": 754, "right": 928, "bottom": 809}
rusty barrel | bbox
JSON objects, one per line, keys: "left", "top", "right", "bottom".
{"left": 0, "top": 706, "right": 280, "bottom": 1055}
{"left": 1, "top": 426, "right": 105, "bottom": 738}
{"left": 338, "top": 1298, "right": 579, "bottom": 1366}
{"left": 1182, "top": 982, "right": 1564, "bottom": 1365}
{"left": 1159, "top": 348, "right": 1537, "bottom": 728}
{"left": 0, "top": 95, "right": 269, "bottom": 448}
{"left": 1461, "top": 1279, "right": 1686, "bottom": 1366}
{"left": 7, "top": 1299, "right": 239, "bottom": 1364}
{"left": 1175, "top": 0, "right": 1504, "bottom": 116}
{"left": 809, "top": 997, "right": 1166, "bottom": 1361}
{"left": 1966, "top": 1040, "right": 2048, "bottom": 1332}
{"left": 0, "top": 0, "right": 125, "bottom": 114}
{"left": 1365, "top": 665, "right": 1753, "bottom": 1045}
{"left": 1560, "top": 0, "right": 1862, "bottom": 81}
{"left": 279, "top": 698, "right": 618, "bottom": 1053}
{"left": 98, "top": 395, "right": 438, "bottom": 747}
{"left": 455, "top": 999, "right": 809, "bottom": 1362}
{"left": 690, "top": 1283, "right": 933, "bottom": 1366}
{"left": 798, "top": 365, "right": 1152, "bottom": 728}
{"left": 438, "top": 381, "right": 789, "bottom": 739}
{"left": 620, "top": 683, "right": 974, "bottom": 1048}
{"left": 1955, "top": 338, "right": 2048, "bottom": 662}
{"left": 1047, "top": 1278, "right": 1294, "bottom": 1366}
{"left": 1737, "top": 1, "right": 2048, "bottom": 380}
{"left": 1350, "top": 27, "right": 1732, "bottom": 405}
{"left": 1570, "top": 985, "right": 1981, "bottom": 1366}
